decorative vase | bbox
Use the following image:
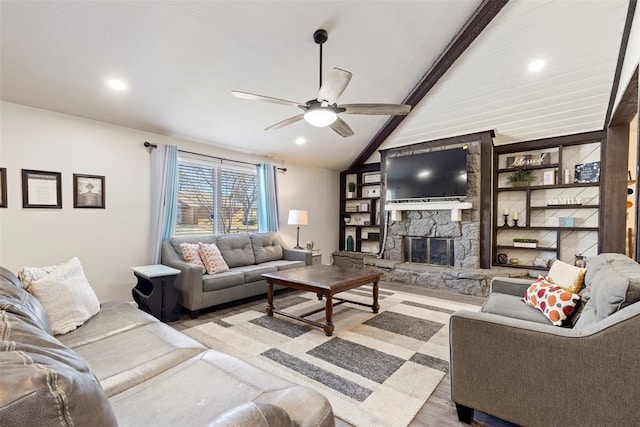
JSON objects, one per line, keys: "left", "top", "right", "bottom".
{"left": 346, "top": 235, "right": 354, "bottom": 252}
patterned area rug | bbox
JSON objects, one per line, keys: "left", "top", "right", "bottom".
{"left": 183, "top": 286, "right": 480, "bottom": 427}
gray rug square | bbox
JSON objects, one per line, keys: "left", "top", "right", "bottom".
{"left": 362, "top": 310, "right": 445, "bottom": 341}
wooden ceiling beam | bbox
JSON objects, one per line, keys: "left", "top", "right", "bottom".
{"left": 347, "top": 0, "right": 509, "bottom": 172}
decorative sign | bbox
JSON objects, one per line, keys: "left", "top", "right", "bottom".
{"left": 547, "top": 198, "right": 582, "bottom": 206}
{"left": 507, "top": 152, "right": 551, "bottom": 168}
{"left": 574, "top": 161, "right": 601, "bottom": 183}
{"left": 363, "top": 173, "right": 380, "bottom": 184}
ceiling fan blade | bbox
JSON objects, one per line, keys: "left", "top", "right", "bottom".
{"left": 264, "top": 114, "right": 305, "bottom": 131}
{"left": 231, "top": 91, "right": 304, "bottom": 108}
{"left": 329, "top": 117, "right": 354, "bottom": 137}
{"left": 317, "top": 68, "right": 352, "bottom": 104}
{"left": 340, "top": 103, "right": 411, "bottom": 115}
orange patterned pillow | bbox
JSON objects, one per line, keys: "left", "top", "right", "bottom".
{"left": 523, "top": 278, "right": 580, "bottom": 326}
{"left": 180, "top": 243, "right": 205, "bottom": 272}
{"left": 198, "top": 242, "right": 229, "bottom": 275}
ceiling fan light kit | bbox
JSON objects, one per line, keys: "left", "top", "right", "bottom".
{"left": 304, "top": 105, "right": 337, "bottom": 127}
{"left": 231, "top": 28, "right": 411, "bottom": 137}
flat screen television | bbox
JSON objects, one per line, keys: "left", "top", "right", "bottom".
{"left": 386, "top": 147, "right": 468, "bottom": 201}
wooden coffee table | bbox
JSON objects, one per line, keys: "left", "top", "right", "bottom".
{"left": 262, "top": 264, "right": 383, "bottom": 336}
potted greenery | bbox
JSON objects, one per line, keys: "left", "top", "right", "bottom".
{"left": 508, "top": 169, "right": 535, "bottom": 187}
{"left": 347, "top": 181, "right": 356, "bottom": 198}
{"left": 513, "top": 238, "right": 538, "bottom": 248}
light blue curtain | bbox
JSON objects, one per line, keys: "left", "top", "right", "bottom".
{"left": 150, "top": 144, "right": 178, "bottom": 263}
{"left": 257, "top": 163, "right": 279, "bottom": 232}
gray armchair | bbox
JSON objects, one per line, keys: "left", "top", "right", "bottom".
{"left": 449, "top": 253, "right": 640, "bottom": 426}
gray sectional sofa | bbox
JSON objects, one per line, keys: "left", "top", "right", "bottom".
{"left": 449, "top": 253, "right": 640, "bottom": 426}
{"left": 162, "top": 232, "right": 311, "bottom": 317}
{"left": 0, "top": 266, "right": 334, "bottom": 426}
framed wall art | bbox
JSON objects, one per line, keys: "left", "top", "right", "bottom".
{"left": 0, "top": 168, "right": 6, "bottom": 208}
{"left": 73, "top": 174, "right": 105, "bottom": 208}
{"left": 22, "top": 169, "right": 62, "bottom": 208}
{"left": 574, "top": 161, "right": 601, "bottom": 183}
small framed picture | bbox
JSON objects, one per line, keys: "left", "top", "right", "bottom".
{"left": 73, "top": 174, "right": 105, "bottom": 208}
{"left": 543, "top": 170, "right": 555, "bottom": 185}
{"left": 0, "top": 168, "right": 6, "bottom": 208}
{"left": 22, "top": 169, "right": 62, "bottom": 209}
{"left": 360, "top": 203, "right": 368, "bottom": 212}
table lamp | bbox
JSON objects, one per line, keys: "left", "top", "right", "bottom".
{"left": 288, "top": 210, "right": 308, "bottom": 249}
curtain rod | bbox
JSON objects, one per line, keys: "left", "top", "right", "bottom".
{"left": 143, "top": 142, "right": 287, "bottom": 171}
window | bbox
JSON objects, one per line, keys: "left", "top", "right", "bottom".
{"left": 176, "top": 157, "right": 258, "bottom": 235}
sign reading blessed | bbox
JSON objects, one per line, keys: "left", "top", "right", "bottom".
{"left": 507, "top": 153, "right": 550, "bottom": 168}
{"left": 574, "top": 161, "right": 601, "bottom": 183}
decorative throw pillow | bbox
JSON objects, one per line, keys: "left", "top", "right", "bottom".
{"left": 28, "top": 257, "right": 100, "bottom": 335}
{"left": 198, "top": 242, "right": 230, "bottom": 275}
{"left": 546, "top": 260, "right": 586, "bottom": 294}
{"left": 18, "top": 262, "right": 66, "bottom": 291}
{"left": 180, "top": 242, "right": 206, "bottom": 272}
{"left": 523, "top": 279, "right": 580, "bottom": 326}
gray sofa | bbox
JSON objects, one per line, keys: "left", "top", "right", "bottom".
{"left": 449, "top": 253, "right": 640, "bottom": 426}
{"left": 0, "top": 266, "right": 334, "bottom": 426}
{"left": 162, "top": 232, "right": 311, "bottom": 318}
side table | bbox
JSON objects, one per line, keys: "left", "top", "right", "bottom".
{"left": 131, "top": 264, "right": 181, "bottom": 322}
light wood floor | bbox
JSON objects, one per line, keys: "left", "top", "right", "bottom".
{"left": 171, "top": 282, "right": 497, "bottom": 427}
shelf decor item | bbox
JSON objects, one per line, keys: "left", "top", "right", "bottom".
{"left": 558, "top": 217, "right": 575, "bottom": 227}
{"left": 347, "top": 181, "right": 356, "bottom": 198}
{"left": 497, "top": 253, "right": 508, "bottom": 264}
{"left": 574, "top": 161, "right": 601, "bottom": 183}
{"left": 513, "top": 238, "right": 538, "bottom": 248}
{"left": 507, "top": 169, "right": 535, "bottom": 187}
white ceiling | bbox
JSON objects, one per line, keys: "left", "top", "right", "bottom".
{"left": 0, "top": 1, "right": 632, "bottom": 171}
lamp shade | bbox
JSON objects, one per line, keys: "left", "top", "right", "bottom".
{"left": 287, "top": 210, "right": 308, "bottom": 225}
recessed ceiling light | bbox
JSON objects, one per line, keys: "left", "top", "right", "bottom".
{"left": 107, "top": 79, "right": 127, "bottom": 91}
{"left": 295, "top": 137, "right": 306, "bottom": 145}
{"left": 528, "top": 59, "right": 545, "bottom": 72}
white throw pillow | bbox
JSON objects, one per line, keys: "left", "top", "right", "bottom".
{"left": 28, "top": 257, "right": 100, "bottom": 335}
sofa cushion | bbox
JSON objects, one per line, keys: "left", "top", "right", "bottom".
{"left": 0, "top": 267, "right": 52, "bottom": 335}
{"left": 250, "top": 232, "right": 284, "bottom": 264}
{"left": 73, "top": 322, "right": 205, "bottom": 397}
{"left": 58, "top": 301, "right": 158, "bottom": 349}
{"left": 216, "top": 234, "right": 255, "bottom": 268}
{"left": 482, "top": 292, "right": 552, "bottom": 325}
{"left": 0, "top": 309, "right": 118, "bottom": 426}
{"left": 546, "top": 260, "right": 586, "bottom": 294}
{"left": 109, "top": 350, "right": 334, "bottom": 427}
{"left": 28, "top": 257, "right": 100, "bottom": 335}
{"left": 574, "top": 253, "right": 640, "bottom": 329}
{"left": 234, "top": 265, "right": 278, "bottom": 283}
{"left": 180, "top": 242, "right": 206, "bottom": 272}
{"left": 199, "top": 242, "right": 230, "bottom": 274}
{"left": 203, "top": 270, "right": 246, "bottom": 292}
{"left": 169, "top": 235, "right": 217, "bottom": 261}
{"left": 523, "top": 280, "right": 580, "bottom": 326}
{"left": 259, "top": 260, "right": 306, "bottom": 271}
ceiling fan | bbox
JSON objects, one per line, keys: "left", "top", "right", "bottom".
{"left": 231, "top": 29, "right": 411, "bottom": 137}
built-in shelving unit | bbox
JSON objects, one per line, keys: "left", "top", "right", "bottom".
{"left": 339, "top": 163, "right": 381, "bottom": 254}
{"left": 493, "top": 136, "right": 603, "bottom": 270}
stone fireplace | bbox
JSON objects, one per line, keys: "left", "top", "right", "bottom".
{"left": 380, "top": 139, "right": 484, "bottom": 269}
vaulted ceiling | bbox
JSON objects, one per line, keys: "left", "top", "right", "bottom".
{"left": 0, "top": 1, "right": 632, "bottom": 171}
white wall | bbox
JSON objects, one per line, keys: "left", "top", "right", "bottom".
{"left": 0, "top": 102, "right": 339, "bottom": 302}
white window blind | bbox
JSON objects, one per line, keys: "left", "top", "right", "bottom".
{"left": 176, "top": 156, "right": 258, "bottom": 236}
